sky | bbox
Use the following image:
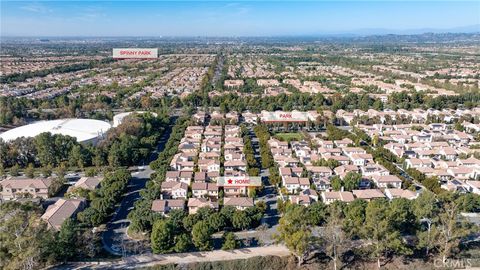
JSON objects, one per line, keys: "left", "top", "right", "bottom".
{"left": 1, "top": 1, "right": 479, "bottom": 36}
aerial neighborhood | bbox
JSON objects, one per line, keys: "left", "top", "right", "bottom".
{"left": 1, "top": 31, "right": 479, "bottom": 270}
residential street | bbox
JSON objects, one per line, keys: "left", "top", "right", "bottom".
{"left": 101, "top": 118, "right": 176, "bottom": 256}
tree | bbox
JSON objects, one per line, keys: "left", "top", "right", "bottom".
{"left": 220, "top": 206, "right": 236, "bottom": 227}
{"left": 387, "top": 198, "right": 415, "bottom": 234}
{"left": 323, "top": 203, "right": 349, "bottom": 270}
{"left": 25, "top": 163, "right": 35, "bottom": 178}
{"left": 413, "top": 191, "right": 439, "bottom": 256}
{"left": 208, "top": 212, "right": 226, "bottom": 232}
{"left": 222, "top": 232, "right": 238, "bottom": 250}
{"left": 362, "top": 199, "right": 411, "bottom": 269}
{"left": 77, "top": 230, "right": 100, "bottom": 258}
{"left": 0, "top": 201, "right": 57, "bottom": 270}
{"left": 41, "top": 165, "right": 53, "bottom": 177}
{"left": 56, "top": 218, "right": 77, "bottom": 260}
{"left": 192, "top": 221, "right": 213, "bottom": 251}
{"left": 277, "top": 205, "right": 316, "bottom": 266}
{"left": 108, "top": 142, "right": 122, "bottom": 167}
{"left": 0, "top": 164, "right": 5, "bottom": 179}
{"left": 9, "top": 164, "right": 19, "bottom": 176}
{"left": 232, "top": 210, "right": 251, "bottom": 230}
{"left": 331, "top": 176, "right": 342, "bottom": 191}
{"left": 343, "top": 199, "right": 367, "bottom": 238}
{"left": 288, "top": 230, "right": 313, "bottom": 266}
{"left": 307, "top": 201, "right": 327, "bottom": 225}
{"left": 151, "top": 220, "right": 174, "bottom": 253}
{"left": 34, "top": 133, "right": 56, "bottom": 166}
{"left": 55, "top": 164, "right": 66, "bottom": 180}
{"left": 85, "top": 168, "right": 96, "bottom": 177}
{"left": 436, "top": 198, "right": 471, "bottom": 263}
{"left": 69, "top": 145, "right": 85, "bottom": 168}
{"left": 174, "top": 233, "right": 192, "bottom": 253}
{"left": 343, "top": 172, "right": 361, "bottom": 191}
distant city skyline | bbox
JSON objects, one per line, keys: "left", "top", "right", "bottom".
{"left": 1, "top": 1, "right": 479, "bottom": 37}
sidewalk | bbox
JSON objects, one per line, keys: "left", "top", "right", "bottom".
{"left": 60, "top": 245, "right": 290, "bottom": 269}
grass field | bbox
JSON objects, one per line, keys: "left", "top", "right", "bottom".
{"left": 274, "top": 133, "right": 304, "bottom": 142}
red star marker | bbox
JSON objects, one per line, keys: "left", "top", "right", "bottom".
{"left": 227, "top": 179, "right": 233, "bottom": 184}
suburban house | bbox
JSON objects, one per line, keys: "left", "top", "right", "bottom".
{"left": 187, "top": 198, "right": 219, "bottom": 214}
{"left": 224, "top": 160, "right": 247, "bottom": 172}
{"left": 223, "top": 197, "right": 254, "bottom": 210}
{"left": 161, "top": 181, "right": 188, "bottom": 199}
{"left": 371, "top": 175, "right": 403, "bottom": 189}
{"left": 313, "top": 178, "right": 331, "bottom": 191}
{"left": 198, "top": 159, "right": 221, "bottom": 173}
{"left": 289, "top": 195, "right": 314, "bottom": 206}
{"left": 283, "top": 176, "right": 310, "bottom": 194}
{"left": 151, "top": 199, "right": 185, "bottom": 215}
{"left": 353, "top": 189, "right": 385, "bottom": 201}
{"left": 69, "top": 176, "right": 102, "bottom": 191}
{"left": 465, "top": 181, "right": 480, "bottom": 194}
{"left": 0, "top": 177, "right": 53, "bottom": 200}
{"left": 41, "top": 198, "right": 86, "bottom": 230}
{"left": 321, "top": 191, "right": 355, "bottom": 205}
{"left": 223, "top": 185, "right": 248, "bottom": 197}
{"left": 191, "top": 182, "right": 218, "bottom": 198}
{"left": 384, "top": 188, "right": 418, "bottom": 200}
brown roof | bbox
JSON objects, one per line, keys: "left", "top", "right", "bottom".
{"left": 161, "top": 181, "right": 178, "bottom": 190}
{"left": 224, "top": 197, "right": 254, "bottom": 207}
{"left": 151, "top": 199, "right": 185, "bottom": 212}
{"left": 192, "top": 182, "right": 218, "bottom": 191}
{"left": 187, "top": 198, "right": 218, "bottom": 208}
{"left": 179, "top": 171, "right": 193, "bottom": 178}
{"left": 41, "top": 198, "right": 85, "bottom": 230}
{"left": 166, "top": 171, "right": 180, "bottom": 178}
{"left": 306, "top": 166, "right": 332, "bottom": 173}
{"left": 323, "top": 191, "right": 355, "bottom": 202}
{"left": 74, "top": 177, "right": 102, "bottom": 190}
{"left": 385, "top": 188, "right": 417, "bottom": 199}
{"left": 224, "top": 160, "right": 247, "bottom": 167}
{"left": 173, "top": 182, "right": 189, "bottom": 191}
{"left": 353, "top": 189, "right": 385, "bottom": 199}
{"left": 1, "top": 177, "right": 52, "bottom": 189}
{"left": 194, "top": 172, "right": 207, "bottom": 181}
{"left": 372, "top": 175, "right": 402, "bottom": 183}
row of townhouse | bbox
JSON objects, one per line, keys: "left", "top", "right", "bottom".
{"left": 321, "top": 188, "right": 418, "bottom": 205}
{"left": 336, "top": 107, "right": 480, "bottom": 126}
{"left": 268, "top": 134, "right": 410, "bottom": 206}
{"left": 192, "top": 110, "right": 241, "bottom": 125}
{"left": 152, "top": 197, "right": 255, "bottom": 215}
{"left": 154, "top": 121, "right": 255, "bottom": 216}
{"left": 0, "top": 176, "right": 102, "bottom": 230}
{"left": 194, "top": 110, "right": 331, "bottom": 128}
{"left": 361, "top": 123, "right": 474, "bottom": 147}
{"left": 358, "top": 122, "right": 480, "bottom": 194}
{"left": 321, "top": 188, "right": 418, "bottom": 204}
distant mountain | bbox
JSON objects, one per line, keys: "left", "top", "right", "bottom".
{"left": 313, "top": 25, "right": 480, "bottom": 37}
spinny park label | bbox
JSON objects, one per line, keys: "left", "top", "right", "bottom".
{"left": 112, "top": 48, "right": 158, "bottom": 59}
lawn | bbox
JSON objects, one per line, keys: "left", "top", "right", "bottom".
{"left": 273, "top": 132, "right": 304, "bottom": 142}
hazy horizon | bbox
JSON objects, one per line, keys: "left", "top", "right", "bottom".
{"left": 1, "top": 1, "right": 479, "bottom": 37}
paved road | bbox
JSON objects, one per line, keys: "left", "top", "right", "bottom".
{"left": 101, "top": 118, "right": 176, "bottom": 256}
{"left": 212, "top": 54, "right": 225, "bottom": 88}
{"left": 393, "top": 163, "right": 426, "bottom": 191}
{"left": 247, "top": 126, "right": 280, "bottom": 244}
{"left": 56, "top": 245, "right": 290, "bottom": 270}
